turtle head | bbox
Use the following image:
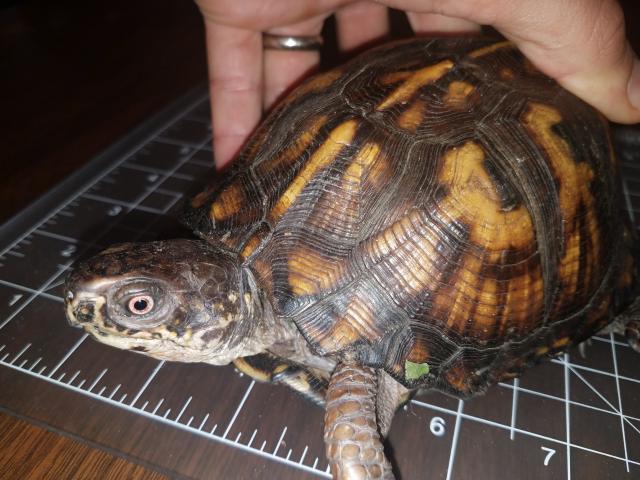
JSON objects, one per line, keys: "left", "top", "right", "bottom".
{"left": 64, "top": 239, "right": 264, "bottom": 365}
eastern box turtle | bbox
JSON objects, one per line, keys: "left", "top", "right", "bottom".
{"left": 64, "top": 37, "right": 640, "bottom": 479}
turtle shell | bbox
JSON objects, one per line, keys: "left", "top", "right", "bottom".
{"left": 183, "top": 37, "right": 634, "bottom": 396}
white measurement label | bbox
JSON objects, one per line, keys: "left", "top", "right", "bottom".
{"left": 541, "top": 446, "right": 555, "bottom": 466}
{"left": 430, "top": 417, "right": 446, "bottom": 437}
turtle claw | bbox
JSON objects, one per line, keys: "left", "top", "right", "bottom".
{"left": 609, "top": 296, "right": 640, "bottom": 354}
{"left": 625, "top": 320, "right": 640, "bottom": 354}
{"left": 578, "top": 340, "right": 590, "bottom": 359}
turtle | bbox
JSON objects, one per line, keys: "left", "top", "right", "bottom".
{"left": 64, "top": 37, "right": 640, "bottom": 480}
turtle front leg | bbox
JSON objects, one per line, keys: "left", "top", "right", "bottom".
{"left": 324, "top": 363, "right": 394, "bottom": 480}
{"left": 233, "top": 353, "right": 328, "bottom": 405}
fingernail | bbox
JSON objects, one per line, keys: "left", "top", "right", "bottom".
{"left": 630, "top": 57, "right": 640, "bottom": 111}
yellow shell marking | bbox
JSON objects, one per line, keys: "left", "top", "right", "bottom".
{"left": 586, "top": 295, "right": 611, "bottom": 325}
{"left": 536, "top": 346, "right": 550, "bottom": 356}
{"left": 444, "top": 81, "right": 476, "bottom": 108}
{"left": 468, "top": 41, "right": 513, "bottom": 58}
{"left": 211, "top": 184, "right": 244, "bottom": 222}
{"left": 190, "top": 184, "right": 216, "bottom": 209}
{"left": 438, "top": 254, "right": 497, "bottom": 331}
{"left": 212, "top": 116, "right": 329, "bottom": 223}
{"left": 363, "top": 209, "right": 446, "bottom": 298}
{"left": 288, "top": 247, "right": 345, "bottom": 296}
{"left": 269, "top": 119, "right": 358, "bottom": 222}
{"left": 499, "top": 68, "right": 515, "bottom": 81}
{"left": 552, "top": 337, "right": 570, "bottom": 349}
{"left": 500, "top": 264, "right": 544, "bottom": 330}
{"left": 433, "top": 141, "right": 544, "bottom": 333}
{"left": 262, "top": 114, "right": 328, "bottom": 173}
{"left": 342, "top": 142, "right": 382, "bottom": 194}
{"left": 287, "top": 143, "right": 381, "bottom": 297}
{"left": 522, "top": 103, "right": 599, "bottom": 306}
{"left": 325, "top": 320, "right": 360, "bottom": 352}
{"left": 378, "top": 60, "right": 454, "bottom": 110}
{"left": 285, "top": 69, "right": 343, "bottom": 104}
{"left": 344, "top": 296, "right": 377, "bottom": 336}
{"left": 523, "top": 104, "right": 596, "bottom": 220}
{"left": 397, "top": 99, "right": 426, "bottom": 131}
{"left": 437, "top": 141, "right": 535, "bottom": 250}
{"left": 358, "top": 143, "right": 391, "bottom": 190}
{"left": 324, "top": 296, "right": 382, "bottom": 351}
{"left": 239, "top": 233, "right": 262, "bottom": 260}
{"left": 380, "top": 70, "right": 413, "bottom": 85}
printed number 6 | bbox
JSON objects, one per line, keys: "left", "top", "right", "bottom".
{"left": 430, "top": 417, "right": 446, "bottom": 437}
{"left": 541, "top": 446, "right": 555, "bottom": 466}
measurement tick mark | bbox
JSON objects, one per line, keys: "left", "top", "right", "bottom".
{"left": 222, "top": 380, "right": 254, "bottom": 439}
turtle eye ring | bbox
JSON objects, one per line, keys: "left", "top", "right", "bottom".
{"left": 127, "top": 295, "right": 154, "bottom": 315}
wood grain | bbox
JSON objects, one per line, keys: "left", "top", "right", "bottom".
{"left": 0, "top": 0, "right": 207, "bottom": 224}
{"left": 0, "top": 411, "right": 168, "bottom": 480}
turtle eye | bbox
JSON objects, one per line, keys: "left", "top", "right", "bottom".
{"left": 127, "top": 295, "right": 154, "bottom": 315}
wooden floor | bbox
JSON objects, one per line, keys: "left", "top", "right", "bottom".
{"left": 0, "top": 1, "right": 206, "bottom": 477}
{"left": 0, "top": 411, "right": 167, "bottom": 479}
{"left": 0, "top": 0, "right": 207, "bottom": 224}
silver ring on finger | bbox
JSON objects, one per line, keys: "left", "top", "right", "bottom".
{"left": 263, "top": 33, "right": 323, "bottom": 51}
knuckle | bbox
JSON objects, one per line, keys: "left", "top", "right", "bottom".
{"left": 433, "top": 0, "right": 499, "bottom": 24}
{"left": 591, "top": 3, "right": 626, "bottom": 60}
{"left": 209, "top": 75, "right": 261, "bottom": 95}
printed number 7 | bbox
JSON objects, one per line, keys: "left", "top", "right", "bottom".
{"left": 541, "top": 446, "right": 555, "bottom": 466}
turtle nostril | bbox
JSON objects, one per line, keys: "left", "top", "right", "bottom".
{"left": 74, "top": 302, "right": 95, "bottom": 323}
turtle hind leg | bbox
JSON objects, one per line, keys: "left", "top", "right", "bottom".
{"left": 613, "top": 296, "right": 640, "bottom": 353}
{"left": 324, "top": 363, "right": 395, "bottom": 480}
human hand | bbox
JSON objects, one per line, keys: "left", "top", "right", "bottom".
{"left": 195, "top": 0, "right": 395, "bottom": 168}
{"left": 196, "top": 0, "right": 640, "bottom": 168}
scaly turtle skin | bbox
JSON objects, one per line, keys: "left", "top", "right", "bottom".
{"left": 64, "top": 38, "right": 640, "bottom": 480}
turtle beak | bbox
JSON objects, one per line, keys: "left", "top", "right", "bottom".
{"left": 64, "top": 284, "right": 95, "bottom": 328}
{"left": 64, "top": 287, "right": 80, "bottom": 327}
{"left": 64, "top": 270, "right": 102, "bottom": 328}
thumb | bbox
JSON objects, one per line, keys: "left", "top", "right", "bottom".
{"left": 379, "top": 0, "right": 640, "bottom": 123}
{"left": 497, "top": 0, "right": 640, "bottom": 124}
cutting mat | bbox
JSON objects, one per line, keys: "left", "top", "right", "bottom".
{"left": 1, "top": 88, "right": 639, "bottom": 480}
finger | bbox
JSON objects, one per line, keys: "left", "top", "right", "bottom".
{"left": 205, "top": 20, "right": 262, "bottom": 169}
{"left": 263, "top": 15, "right": 328, "bottom": 109}
{"left": 378, "top": 0, "right": 640, "bottom": 123}
{"left": 407, "top": 12, "right": 479, "bottom": 34}
{"left": 499, "top": 1, "right": 640, "bottom": 124}
{"left": 335, "top": 2, "right": 389, "bottom": 52}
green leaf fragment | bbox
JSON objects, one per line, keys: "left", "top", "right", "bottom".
{"left": 405, "top": 360, "right": 430, "bottom": 381}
